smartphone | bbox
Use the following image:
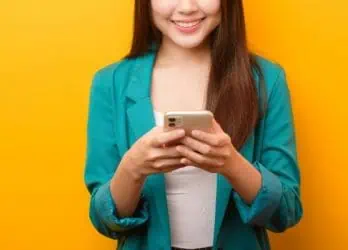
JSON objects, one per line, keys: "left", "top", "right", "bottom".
{"left": 163, "top": 110, "right": 214, "bottom": 134}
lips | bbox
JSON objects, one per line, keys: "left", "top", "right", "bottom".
{"left": 171, "top": 18, "right": 206, "bottom": 28}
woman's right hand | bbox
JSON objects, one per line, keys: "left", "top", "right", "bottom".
{"left": 121, "top": 126, "right": 187, "bottom": 181}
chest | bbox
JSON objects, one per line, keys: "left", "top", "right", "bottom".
{"left": 150, "top": 66, "right": 210, "bottom": 112}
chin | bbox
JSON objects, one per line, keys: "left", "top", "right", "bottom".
{"left": 169, "top": 36, "right": 208, "bottom": 50}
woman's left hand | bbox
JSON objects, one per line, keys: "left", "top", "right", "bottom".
{"left": 177, "top": 118, "right": 237, "bottom": 175}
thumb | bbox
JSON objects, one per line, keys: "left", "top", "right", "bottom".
{"left": 212, "top": 118, "right": 223, "bottom": 132}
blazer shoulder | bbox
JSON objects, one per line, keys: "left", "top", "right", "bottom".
{"left": 90, "top": 56, "right": 138, "bottom": 95}
{"left": 254, "top": 54, "right": 287, "bottom": 97}
{"left": 95, "top": 56, "right": 138, "bottom": 76}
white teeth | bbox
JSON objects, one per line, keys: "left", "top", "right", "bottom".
{"left": 174, "top": 20, "right": 201, "bottom": 28}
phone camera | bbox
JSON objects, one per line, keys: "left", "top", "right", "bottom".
{"left": 169, "top": 118, "right": 176, "bottom": 122}
{"left": 169, "top": 123, "right": 176, "bottom": 127}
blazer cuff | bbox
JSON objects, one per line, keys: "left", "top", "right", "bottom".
{"left": 94, "top": 180, "right": 149, "bottom": 234}
{"left": 233, "top": 161, "right": 282, "bottom": 226}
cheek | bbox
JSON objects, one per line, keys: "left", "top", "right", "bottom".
{"left": 199, "top": 0, "right": 221, "bottom": 15}
{"left": 151, "top": 0, "right": 176, "bottom": 19}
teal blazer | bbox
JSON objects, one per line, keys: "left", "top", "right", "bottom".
{"left": 84, "top": 50, "right": 303, "bottom": 250}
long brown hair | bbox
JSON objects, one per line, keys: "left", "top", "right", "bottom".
{"left": 126, "top": 0, "right": 266, "bottom": 150}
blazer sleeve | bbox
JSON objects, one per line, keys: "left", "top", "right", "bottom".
{"left": 84, "top": 69, "right": 149, "bottom": 239}
{"left": 233, "top": 67, "right": 303, "bottom": 232}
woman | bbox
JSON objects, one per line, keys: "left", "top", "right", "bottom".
{"left": 84, "top": 0, "right": 303, "bottom": 249}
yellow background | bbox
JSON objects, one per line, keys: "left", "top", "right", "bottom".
{"left": 1, "top": 0, "right": 347, "bottom": 249}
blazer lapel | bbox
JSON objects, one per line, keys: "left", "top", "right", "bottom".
{"left": 125, "top": 51, "right": 157, "bottom": 147}
{"left": 213, "top": 175, "right": 232, "bottom": 247}
{"left": 213, "top": 137, "right": 254, "bottom": 247}
{"left": 125, "top": 51, "right": 172, "bottom": 246}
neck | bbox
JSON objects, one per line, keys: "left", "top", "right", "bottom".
{"left": 156, "top": 36, "right": 211, "bottom": 67}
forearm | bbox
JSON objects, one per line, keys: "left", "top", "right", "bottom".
{"left": 223, "top": 150, "right": 262, "bottom": 204}
{"left": 110, "top": 156, "right": 146, "bottom": 218}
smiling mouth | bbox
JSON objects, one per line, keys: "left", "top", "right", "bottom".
{"left": 171, "top": 18, "right": 206, "bottom": 28}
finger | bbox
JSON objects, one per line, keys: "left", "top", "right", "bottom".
{"left": 160, "top": 165, "right": 186, "bottom": 173}
{"left": 159, "top": 146, "right": 183, "bottom": 158}
{"left": 181, "top": 136, "right": 231, "bottom": 158}
{"left": 180, "top": 158, "right": 194, "bottom": 165}
{"left": 191, "top": 130, "right": 230, "bottom": 147}
{"left": 151, "top": 129, "right": 185, "bottom": 147}
{"left": 152, "top": 158, "right": 185, "bottom": 171}
{"left": 176, "top": 145, "right": 225, "bottom": 167}
{"left": 148, "top": 146, "right": 182, "bottom": 161}
{"left": 180, "top": 136, "right": 218, "bottom": 156}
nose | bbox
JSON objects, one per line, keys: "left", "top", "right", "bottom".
{"left": 177, "top": 0, "right": 198, "bottom": 14}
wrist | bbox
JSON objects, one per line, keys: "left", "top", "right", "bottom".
{"left": 222, "top": 148, "right": 243, "bottom": 179}
{"left": 119, "top": 153, "right": 146, "bottom": 183}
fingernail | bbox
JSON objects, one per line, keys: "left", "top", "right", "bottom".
{"left": 178, "top": 130, "right": 185, "bottom": 136}
{"left": 182, "top": 158, "right": 190, "bottom": 165}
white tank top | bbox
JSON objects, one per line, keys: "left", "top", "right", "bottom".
{"left": 153, "top": 110, "right": 217, "bottom": 249}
